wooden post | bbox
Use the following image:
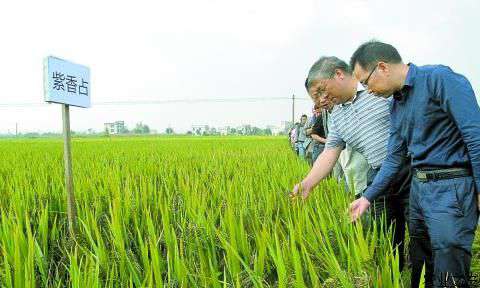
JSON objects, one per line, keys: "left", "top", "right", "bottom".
{"left": 292, "top": 94, "right": 295, "bottom": 125}
{"left": 62, "top": 104, "right": 77, "bottom": 236}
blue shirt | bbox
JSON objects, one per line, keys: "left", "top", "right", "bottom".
{"left": 363, "top": 63, "right": 480, "bottom": 202}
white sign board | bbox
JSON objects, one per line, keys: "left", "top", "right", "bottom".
{"left": 44, "top": 56, "right": 91, "bottom": 108}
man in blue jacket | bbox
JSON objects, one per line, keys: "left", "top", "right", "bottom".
{"left": 349, "top": 41, "right": 480, "bottom": 287}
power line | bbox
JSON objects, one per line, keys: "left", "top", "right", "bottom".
{"left": 0, "top": 96, "right": 311, "bottom": 108}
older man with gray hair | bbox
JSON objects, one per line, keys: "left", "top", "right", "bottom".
{"left": 290, "top": 56, "right": 418, "bottom": 277}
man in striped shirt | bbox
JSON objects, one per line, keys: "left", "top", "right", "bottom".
{"left": 290, "top": 56, "right": 417, "bottom": 275}
{"left": 318, "top": 100, "right": 370, "bottom": 196}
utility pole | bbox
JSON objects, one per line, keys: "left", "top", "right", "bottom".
{"left": 15, "top": 123, "right": 18, "bottom": 137}
{"left": 292, "top": 94, "right": 295, "bottom": 125}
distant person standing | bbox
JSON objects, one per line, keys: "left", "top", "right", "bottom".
{"left": 289, "top": 124, "right": 298, "bottom": 151}
{"left": 295, "top": 115, "right": 308, "bottom": 159}
{"left": 309, "top": 105, "right": 327, "bottom": 165}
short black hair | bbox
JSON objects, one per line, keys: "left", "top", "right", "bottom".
{"left": 301, "top": 114, "right": 307, "bottom": 118}
{"left": 350, "top": 41, "right": 402, "bottom": 71}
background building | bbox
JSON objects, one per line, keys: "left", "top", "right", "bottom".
{"left": 104, "top": 121, "right": 126, "bottom": 135}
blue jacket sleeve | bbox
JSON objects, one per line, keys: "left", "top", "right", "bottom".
{"left": 363, "top": 113, "right": 408, "bottom": 202}
{"left": 432, "top": 67, "right": 480, "bottom": 194}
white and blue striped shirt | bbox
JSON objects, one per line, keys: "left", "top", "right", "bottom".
{"left": 325, "top": 84, "right": 391, "bottom": 169}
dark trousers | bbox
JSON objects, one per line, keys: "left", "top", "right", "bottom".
{"left": 370, "top": 193, "right": 408, "bottom": 271}
{"left": 364, "top": 166, "right": 435, "bottom": 287}
{"left": 364, "top": 167, "right": 409, "bottom": 272}
{"left": 311, "top": 143, "right": 324, "bottom": 166}
{"left": 410, "top": 175, "right": 478, "bottom": 287}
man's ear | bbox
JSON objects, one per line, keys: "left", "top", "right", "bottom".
{"left": 378, "top": 61, "right": 389, "bottom": 73}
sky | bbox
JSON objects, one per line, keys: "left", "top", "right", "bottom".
{"left": 0, "top": 0, "right": 479, "bottom": 134}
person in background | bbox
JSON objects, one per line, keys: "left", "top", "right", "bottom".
{"left": 309, "top": 104, "right": 327, "bottom": 166}
{"left": 304, "top": 114, "right": 315, "bottom": 164}
{"left": 339, "top": 145, "right": 370, "bottom": 196}
{"left": 289, "top": 123, "right": 298, "bottom": 152}
{"left": 295, "top": 115, "right": 308, "bottom": 159}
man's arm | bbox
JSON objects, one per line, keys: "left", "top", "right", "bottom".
{"left": 291, "top": 118, "right": 344, "bottom": 199}
{"left": 363, "top": 130, "right": 407, "bottom": 202}
{"left": 433, "top": 67, "right": 480, "bottom": 209}
{"left": 290, "top": 147, "right": 342, "bottom": 199}
{"left": 302, "top": 147, "right": 342, "bottom": 189}
{"left": 311, "top": 133, "right": 327, "bottom": 144}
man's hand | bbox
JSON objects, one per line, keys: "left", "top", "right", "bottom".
{"left": 289, "top": 181, "right": 313, "bottom": 200}
{"left": 349, "top": 196, "right": 371, "bottom": 222}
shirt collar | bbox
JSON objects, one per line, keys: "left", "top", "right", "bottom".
{"left": 356, "top": 82, "right": 365, "bottom": 94}
{"left": 393, "top": 63, "right": 416, "bottom": 101}
{"left": 342, "top": 83, "right": 365, "bottom": 106}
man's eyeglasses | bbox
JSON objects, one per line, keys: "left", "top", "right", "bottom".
{"left": 314, "top": 88, "right": 326, "bottom": 98}
{"left": 360, "top": 64, "right": 378, "bottom": 88}
{"left": 312, "top": 82, "right": 328, "bottom": 98}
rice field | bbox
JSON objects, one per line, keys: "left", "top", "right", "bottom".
{"left": 0, "top": 136, "right": 478, "bottom": 287}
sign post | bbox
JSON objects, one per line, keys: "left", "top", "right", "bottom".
{"left": 44, "top": 56, "right": 90, "bottom": 236}
{"left": 62, "top": 104, "right": 77, "bottom": 234}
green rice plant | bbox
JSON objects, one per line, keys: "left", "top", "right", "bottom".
{"left": 0, "top": 136, "right": 477, "bottom": 287}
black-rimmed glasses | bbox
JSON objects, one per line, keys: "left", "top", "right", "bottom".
{"left": 360, "top": 65, "right": 377, "bottom": 88}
